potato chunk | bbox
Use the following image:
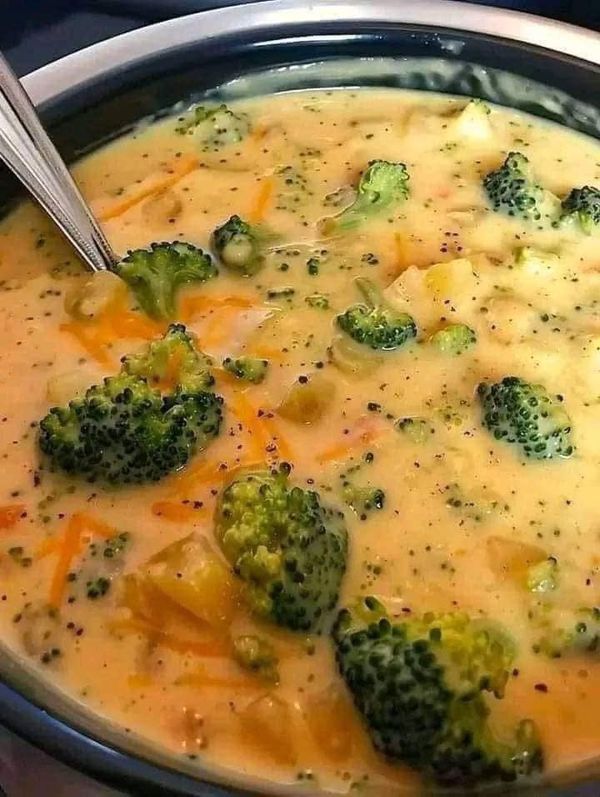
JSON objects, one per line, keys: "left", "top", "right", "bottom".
{"left": 144, "top": 536, "right": 239, "bottom": 628}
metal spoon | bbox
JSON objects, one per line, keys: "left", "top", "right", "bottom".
{"left": 0, "top": 51, "right": 116, "bottom": 272}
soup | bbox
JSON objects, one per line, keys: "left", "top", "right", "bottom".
{"left": 0, "top": 88, "right": 599, "bottom": 794}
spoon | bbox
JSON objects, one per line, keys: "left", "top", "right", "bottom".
{"left": 0, "top": 51, "right": 116, "bottom": 272}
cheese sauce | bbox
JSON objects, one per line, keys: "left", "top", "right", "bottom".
{"left": 0, "top": 89, "right": 599, "bottom": 794}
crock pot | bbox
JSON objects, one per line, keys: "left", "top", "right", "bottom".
{"left": 0, "top": 2, "right": 599, "bottom": 794}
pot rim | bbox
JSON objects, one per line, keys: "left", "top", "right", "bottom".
{"left": 21, "top": 0, "right": 600, "bottom": 105}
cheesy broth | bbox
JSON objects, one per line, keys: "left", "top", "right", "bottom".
{"left": 0, "top": 89, "right": 599, "bottom": 794}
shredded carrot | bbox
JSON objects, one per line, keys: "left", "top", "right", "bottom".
{"left": 394, "top": 232, "right": 411, "bottom": 273}
{"left": 179, "top": 294, "right": 255, "bottom": 322}
{"left": 168, "top": 460, "right": 221, "bottom": 498}
{"left": 111, "top": 617, "right": 230, "bottom": 657}
{"left": 175, "top": 671, "right": 259, "bottom": 690}
{"left": 249, "top": 176, "right": 274, "bottom": 224}
{"left": 48, "top": 514, "right": 84, "bottom": 608}
{"left": 127, "top": 673, "right": 153, "bottom": 689}
{"left": 45, "top": 513, "right": 116, "bottom": 607}
{"left": 317, "top": 426, "right": 384, "bottom": 464}
{"left": 201, "top": 306, "right": 237, "bottom": 348}
{"left": 60, "top": 322, "right": 115, "bottom": 368}
{"left": 151, "top": 501, "right": 205, "bottom": 522}
{"left": 61, "top": 295, "right": 164, "bottom": 368}
{"left": 98, "top": 156, "right": 199, "bottom": 221}
{"left": 0, "top": 504, "right": 25, "bottom": 530}
{"left": 36, "top": 537, "right": 62, "bottom": 559}
{"left": 75, "top": 513, "right": 116, "bottom": 539}
{"left": 244, "top": 345, "right": 284, "bottom": 361}
{"left": 153, "top": 347, "right": 184, "bottom": 393}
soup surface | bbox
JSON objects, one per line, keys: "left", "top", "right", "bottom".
{"left": 0, "top": 88, "right": 599, "bottom": 795}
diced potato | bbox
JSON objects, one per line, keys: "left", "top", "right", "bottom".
{"left": 144, "top": 535, "right": 239, "bottom": 628}
{"left": 64, "top": 270, "right": 127, "bottom": 320}
{"left": 484, "top": 295, "right": 537, "bottom": 345}
{"left": 142, "top": 189, "right": 183, "bottom": 225}
{"left": 305, "top": 685, "right": 354, "bottom": 762}
{"left": 46, "top": 368, "right": 98, "bottom": 404}
{"left": 328, "top": 334, "right": 382, "bottom": 376}
{"left": 385, "top": 258, "right": 480, "bottom": 330}
{"left": 486, "top": 535, "right": 547, "bottom": 586}
{"left": 450, "top": 99, "right": 493, "bottom": 141}
{"left": 277, "top": 372, "right": 334, "bottom": 424}
{"left": 239, "top": 693, "right": 297, "bottom": 765}
{"left": 119, "top": 572, "right": 165, "bottom": 623}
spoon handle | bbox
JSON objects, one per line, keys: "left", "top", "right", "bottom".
{"left": 0, "top": 52, "right": 116, "bottom": 272}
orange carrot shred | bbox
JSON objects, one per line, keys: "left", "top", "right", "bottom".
{"left": 179, "top": 294, "right": 255, "bottom": 322}
{"left": 151, "top": 501, "right": 204, "bottom": 522}
{"left": 46, "top": 513, "right": 116, "bottom": 607}
{"left": 316, "top": 427, "right": 383, "bottom": 464}
{"left": 98, "top": 156, "right": 199, "bottom": 221}
{"left": 0, "top": 504, "right": 25, "bottom": 530}
{"left": 48, "top": 514, "right": 84, "bottom": 608}
{"left": 249, "top": 177, "right": 274, "bottom": 223}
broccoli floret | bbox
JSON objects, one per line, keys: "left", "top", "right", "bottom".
{"left": 222, "top": 356, "right": 268, "bottom": 384}
{"left": 560, "top": 186, "right": 600, "bottom": 234}
{"left": 39, "top": 325, "right": 222, "bottom": 484}
{"left": 330, "top": 160, "right": 410, "bottom": 231}
{"left": 477, "top": 376, "right": 574, "bottom": 460}
{"left": 214, "top": 466, "right": 348, "bottom": 632}
{"left": 232, "top": 634, "right": 279, "bottom": 682}
{"left": 483, "top": 152, "right": 559, "bottom": 223}
{"left": 112, "top": 241, "right": 217, "bottom": 319}
{"left": 175, "top": 103, "right": 250, "bottom": 148}
{"left": 212, "top": 215, "right": 264, "bottom": 276}
{"left": 333, "top": 598, "right": 543, "bottom": 788}
{"left": 429, "top": 323, "right": 476, "bottom": 355}
{"left": 123, "top": 323, "right": 214, "bottom": 391}
{"left": 337, "top": 278, "right": 417, "bottom": 351}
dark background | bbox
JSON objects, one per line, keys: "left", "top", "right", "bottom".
{"left": 2, "top": 0, "right": 600, "bottom": 77}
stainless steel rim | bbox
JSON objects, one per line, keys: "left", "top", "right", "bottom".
{"left": 22, "top": 0, "right": 600, "bottom": 105}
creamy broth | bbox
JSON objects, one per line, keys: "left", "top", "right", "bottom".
{"left": 0, "top": 88, "right": 599, "bottom": 794}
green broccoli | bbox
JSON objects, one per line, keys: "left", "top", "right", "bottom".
{"left": 175, "top": 103, "right": 250, "bottom": 148}
{"left": 214, "top": 466, "right": 348, "bottom": 632}
{"left": 337, "top": 277, "right": 417, "bottom": 351}
{"left": 232, "top": 634, "right": 279, "bottom": 682}
{"left": 559, "top": 186, "right": 600, "bottom": 234}
{"left": 329, "top": 160, "right": 410, "bottom": 231}
{"left": 483, "top": 152, "right": 559, "bottom": 223}
{"left": 222, "top": 356, "right": 268, "bottom": 384}
{"left": 212, "top": 215, "right": 264, "bottom": 276}
{"left": 333, "top": 598, "right": 543, "bottom": 788}
{"left": 429, "top": 323, "right": 477, "bottom": 355}
{"left": 123, "top": 323, "right": 214, "bottom": 391}
{"left": 39, "top": 325, "right": 222, "bottom": 484}
{"left": 112, "top": 241, "right": 217, "bottom": 319}
{"left": 477, "top": 376, "right": 574, "bottom": 460}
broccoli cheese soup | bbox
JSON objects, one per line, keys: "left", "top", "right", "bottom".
{"left": 0, "top": 88, "right": 599, "bottom": 795}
